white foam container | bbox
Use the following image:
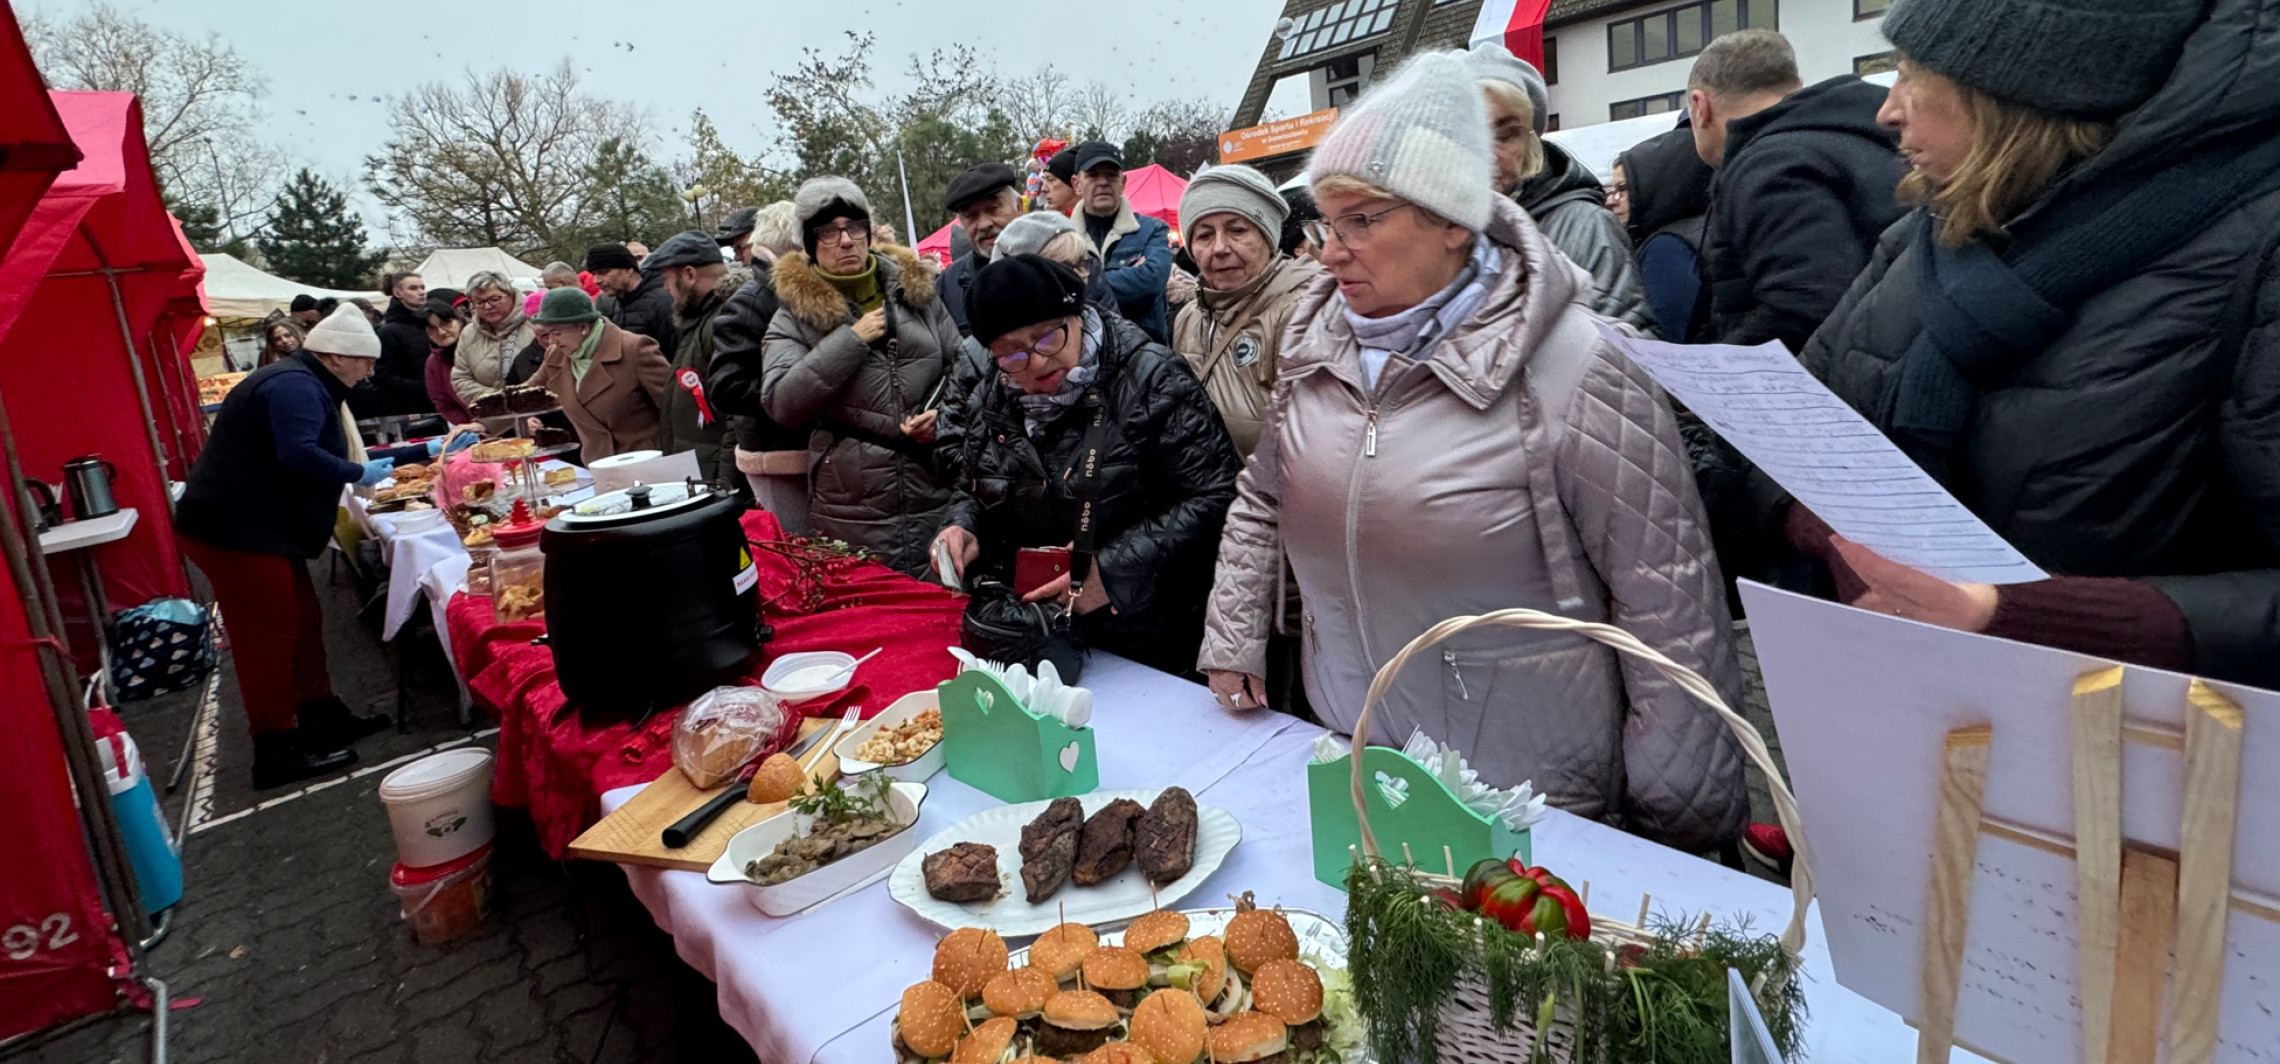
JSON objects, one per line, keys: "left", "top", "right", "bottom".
{"left": 379, "top": 748, "right": 497, "bottom": 869}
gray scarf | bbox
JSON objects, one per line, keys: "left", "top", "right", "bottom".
{"left": 1003, "top": 308, "right": 1104, "bottom": 436}
{"left": 1341, "top": 238, "right": 1500, "bottom": 389}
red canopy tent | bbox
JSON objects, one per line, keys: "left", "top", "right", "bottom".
{"left": 1123, "top": 164, "right": 1189, "bottom": 236}
{"left": 915, "top": 220, "right": 955, "bottom": 267}
{"left": 0, "top": 7, "right": 147, "bottom": 1047}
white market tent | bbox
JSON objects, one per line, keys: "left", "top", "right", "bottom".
{"left": 199, "top": 252, "right": 382, "bottom": 323}
{"left": 413, "top": 247, "right": 544, "bottom": 290}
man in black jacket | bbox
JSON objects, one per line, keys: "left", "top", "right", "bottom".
{"left": 650, "top": 231, "right": 738, "bottom": 487}
{"left": 351, "top": 271, "right": 438, "bottom": 416}
{"left": 705, "top": 212, "right": 814, "bottom": 527}
{"left": 938, "top": 163, "right": 1023, "bottom": 337}
{"left": 587, "top": 242, "right": 679, "bottom": 360}
{"left": 1686, "top": 30, "right": 1906, "bottom": 353}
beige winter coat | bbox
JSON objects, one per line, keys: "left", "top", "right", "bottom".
{"left": 450, "top": 313, "right": 536, "bottom": 405}
{"left": 1172, "top": 255, "right": 1323, "bottom": 457}
{"left": 1197, "top": 197, "right": 1747, "bottom": 852}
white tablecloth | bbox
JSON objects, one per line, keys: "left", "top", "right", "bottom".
{"left": 602, "top": 654, "right": 1987, "bottom": 1064}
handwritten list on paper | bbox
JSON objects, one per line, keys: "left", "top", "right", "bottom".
{"left": 1592, "top": 327, "right": 2047, "bottom": 585}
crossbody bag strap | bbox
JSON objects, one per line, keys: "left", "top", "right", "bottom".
{"left": 1064, "top": 397, "right": 1112, "bottom": 599}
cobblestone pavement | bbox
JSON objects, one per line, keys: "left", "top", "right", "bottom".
{"left": 2, "top": 557, "right": 755, "bottom": 1064}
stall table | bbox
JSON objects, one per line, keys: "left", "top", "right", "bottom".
{"left": 600, "top": 652, "right": 1990, "bottom": 1064}
{"left": 38, "top": 507, "right": 139, "bottom": 690}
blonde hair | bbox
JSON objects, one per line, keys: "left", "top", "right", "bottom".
{"left": 751, "top": 202, "right": 801, "bottom": 256}
{"left": 1036, "top": 230, "right": 1095, "bottom": 274}
{"left": 1899, "top": 63, "right": 2114, "bottom": 247}
{"left": 1477, "top": 79, "right": 1547, "bottom": 183}
{"left": 1307, "top": 174, "right": 1456, "bottom": 229}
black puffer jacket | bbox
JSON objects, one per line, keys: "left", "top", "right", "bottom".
{"left": 763, "top": 246, "right": 961, "bottom": 577}
{"left": 1516, "top": 141, "right": 1652, "bottom": 332}
{"left": 1791, "top": 0, "right": 2280, "bottom": 688}
{"left": 610, "top": 269, "right": 679, "bottom": 361}
{"left": 940, "top": 252, "right": 981, "bottom": 337}
{"left": 1695, "top": 76, "right": 1906, "bottom": 351}
{"left": 708, "top": 260, "right": 810, "bottom": 455}
{"left": 351, "top": 298, "right": 436, "bottom": 416}
{"left": 945, "top": 313, "right": 1242, "bottom": 674}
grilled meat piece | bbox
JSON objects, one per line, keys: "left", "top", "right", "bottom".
{"left": 921, "top": 842, "right": 1002, "bottom": 902}
{"left": 1135, "top": 786, "right": 1199, "bottom": 884}
{"left": 1070, "top": 798, "right": 1146, "bottom": 886}
{"left": 1019, "top": 797, "right": 1084, "bottom": 903}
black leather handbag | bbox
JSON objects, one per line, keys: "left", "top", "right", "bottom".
{"left": 959, "top": 578, "right": 1085, "bottom": 682}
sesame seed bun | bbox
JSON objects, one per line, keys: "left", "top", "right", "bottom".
{"left": 951, "top": 1016, "right": 1018, "bottom": 1064}
{"left": 1122, "top": 910, "right": 1191, "bottom": 955}
{"left": 1079, "top": 1044, "right": 1156, "bottom": 1064}
{"left": 934, "top": 928, "right": 1010, "bottom": 999}
{"left": 1223, "top": 909, "right": 1298, "bottom": 974}
{"left": 1128, "top": 986, "right": 1207, "bottom": 1064}
{"left": 896, "top": 980, "right": 965, "bottom": 1060}
{"left": 1029, "top": 923, "right": 1100, "bottom": 982}
{"left": 1081, "top": 946, "right": 1150, "bottom": 992}
{"left": 983, "top": 966, "right": 1057, "bottom": 1019}
{"left": 1205, "top": 1012, "right": 1289, "bottom": 1063}
{"left": 1174, "top": 936, "right": 1227, "bottom": 1006}
{"left": 1043, "top": 989, "right": 1121, "bottom": 1032}
{"left": 1248, "top": 959, "right": 1323, "bottom": 1025}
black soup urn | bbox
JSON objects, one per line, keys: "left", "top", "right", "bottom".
{"left": 542, "top": 481, "right": 764, "bottom": 721}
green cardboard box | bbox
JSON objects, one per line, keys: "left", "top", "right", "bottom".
{"left": 1307, "top": 745, "right": 1530, "bottom": 890}
{"left": 938, "top": 669, "right": 1099, "bottom": 804}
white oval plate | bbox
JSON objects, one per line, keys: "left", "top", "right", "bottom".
{"left": 888, "top": 789, "right": 1240, "bottom": 937}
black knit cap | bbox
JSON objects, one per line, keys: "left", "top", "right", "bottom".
{"left": 965, "top": 254, "right": 1086, "bottom": 347}
{"left": 1883, "top": 0, "right": 2203, "bottom": 117}
{"left": 1045, "top": 148, "right": 1076, "bottom": 184}
{"left": 584, "top": 243, "right": 639, "bottom": 272}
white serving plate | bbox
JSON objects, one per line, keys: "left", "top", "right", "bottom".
{"left": 887, "top": 789, "right": 1240, "bottom": 936}
{"left": 707, "top": 781, "right": 928, "bottom": 917}
{"left": 833, "top": 689, "right": 945, "bottom": 783}
{"left": 761, "top": 650, "right": 856, "bottom": 703}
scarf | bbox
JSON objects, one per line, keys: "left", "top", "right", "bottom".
{"left": 1003, "top": 309, "right": 1104, "bottom": 436}
{"left": 566, "top": 321, "right": 607, "bottom": 387}
{"left": 818, "top": 256, "right": 885, "bottom": 316}
{"left": 1889, "top": 128, "right": 2280, "bottom": 478}
{"left": 1343, "top": 237, "right": 1502, "bottom": 390}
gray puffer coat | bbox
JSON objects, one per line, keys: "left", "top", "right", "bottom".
{"left": 1199, "top": 197, "right": 1747, "bottom": 852}
{"left": 761, "top": 246, "right": 960, "bottom": 577}
{"left": 1517, "top": 141, "right": 1655, "bottom": 334}
{"left": 1791, "top": 0, "right": 2280, "bottom": 689}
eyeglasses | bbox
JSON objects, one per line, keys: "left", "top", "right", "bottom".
{"left": 990, "top": 325, "right": 1068, "bottom": 370}
{"left": 471, "top": 292, "right": 511, "bottom": 308}
{"left": 1303, "top": 202, "right": 1418, "bottom": 250}
{"left": 817, "top": 221, "right": 870, "bottom": 245}
{"left": 1607, "top": 183, "right": 1630, "bottom": 199}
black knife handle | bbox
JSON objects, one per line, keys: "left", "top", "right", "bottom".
{"left": 662, "top": 786, "right": 743, "bottom": 848}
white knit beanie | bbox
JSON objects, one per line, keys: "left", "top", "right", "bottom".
{"left": 301, "top": 306, "right": 381, "bottom": 359}
{"left": 1467, "top": 42, "right": 1550, "bottom": 136}
{"left": 1305, "top": 50, "right": 1494, "bottom": 233}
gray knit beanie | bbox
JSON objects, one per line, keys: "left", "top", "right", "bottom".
{"left": 991, "top": 210, "right": 1080, "bottom": 261}
{"left": 1883, "top": 0, "right": 2204, "bottom": 118}
{"left": 1466, "top": 42, "right": 1549, "bottom": 136}
{"left": 1179, "top": 165, "right": 1290, "bottom": 246}
{"left": 1305, "top": 50, "right": 1494, "bottom": 232}
{"left": 792, "top": 176, "right": 873, "bottom": 256}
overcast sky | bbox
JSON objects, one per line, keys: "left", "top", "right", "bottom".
{"left": 48, "top": 0, "right": 1313, "bottom": 236}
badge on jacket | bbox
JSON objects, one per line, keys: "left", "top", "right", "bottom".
{"left": 1232, "top": 335, "right": 1261, "bottom": 368}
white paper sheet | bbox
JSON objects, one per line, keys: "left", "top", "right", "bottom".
{"left": 1593, "top": 327, "right": 2046, "bottom": 585}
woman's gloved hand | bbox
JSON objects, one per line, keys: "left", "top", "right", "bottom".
{"left": 425, "top": 432, "right": 479, "bottom": 457}
{"left": 358, "top": 458, "right": 396, "bottom": 486}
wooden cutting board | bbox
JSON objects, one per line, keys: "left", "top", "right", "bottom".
{"left": 566, "top": 720, "right": 843, "bottom": 872}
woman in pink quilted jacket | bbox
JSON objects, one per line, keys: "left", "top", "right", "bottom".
{"left": 1196, "top": 51, "right": 1748, "bottom": 854}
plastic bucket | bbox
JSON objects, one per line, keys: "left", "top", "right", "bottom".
{"left": 378, "top": 748, "right": 495, "bottom": 869}
{"left": 99, "top": 730, "right": 184, "bottom": 912}
{"left": 389, "top": 842, "right": 492, "bottom": 945}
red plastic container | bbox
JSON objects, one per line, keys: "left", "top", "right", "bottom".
{"left": 389, "top": 842, "right": 493, "bottom": 945}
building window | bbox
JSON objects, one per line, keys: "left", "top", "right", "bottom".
{"left": 1546, "top": 113, "right": 1561, "bottom": 132}
{"left": 1853, "top": 50, "right": 1897, "bottom": 76}
{"left": 1610, "top": 91, "right": 1686, "bottom": 121}
{"left": 1855, "top": 0, "right": 1890, "bottom": 17}
{"left": 1609, "top": 0, "right": 1777, "bottom": 72}
{"left": 1543, "top": 35, "right": 1558, "bottom": 84}
{"left": 1278, "top": 0, "right": 1401, "bottom": 62}
{"left": 1323, "top": 54, "right": 1373, "bottom": 109}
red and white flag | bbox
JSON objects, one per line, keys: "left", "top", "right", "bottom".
{"left": 1470, "top": 0, "right": 1554, "bottom": 72}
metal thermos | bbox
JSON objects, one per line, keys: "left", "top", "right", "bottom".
{"left": 62, "top": 456, "right": 119, "bottom": 520}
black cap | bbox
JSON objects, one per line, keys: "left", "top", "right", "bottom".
{"left": 584, "top": 243, "right": 639, "bottom": 272}
{"left": 1071, "top": 140, "right": 1122, "bottom": 175}
{"left": 714, "top": 206, "right": 758, "bottom": 244}
{"left": 1045, "top": 148, "right": 1076, "bottom": 183}
{"left": 647, "top": 230, "right": 724, "bottom": 270}
{"left": 965, "top": 253, "right": 1086, "bottom": 347}
{"left": 941, "top": 163, "right": 1019, "bottom": 213}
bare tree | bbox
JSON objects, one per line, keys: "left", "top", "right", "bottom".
{"left": 1072, "top": 80, "right": 1131, "bottom": 142}
{"left": 1000, "top": 67, "right": 1077, "bottom": 144}
{"left": 24, "top": 2, "right": 278, "bottom": 240}
{"left": 364, "top": 63, "right": 659, "bottom": 262}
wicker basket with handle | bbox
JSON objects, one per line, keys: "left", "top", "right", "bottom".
{"left": 1346, "top": 608, "right": 1815, "bottom": 1064}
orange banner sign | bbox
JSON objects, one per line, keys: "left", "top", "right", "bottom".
{"left": 1218, "top": 108, "right": 1340, "bottom": 164}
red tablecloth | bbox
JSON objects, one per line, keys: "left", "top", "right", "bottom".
{"left": 446, "top": 510, "right": 965, "bottom": 855}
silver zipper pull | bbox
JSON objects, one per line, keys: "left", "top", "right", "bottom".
{"left": 1443, "top": 649, "right": 1468, "bottom": 700}
{"left": 1364, "top": 412, "right": 1379, "bottom": 458}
